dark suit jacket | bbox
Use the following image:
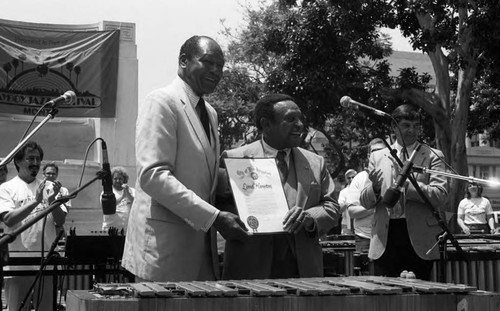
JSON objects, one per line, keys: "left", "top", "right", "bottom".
{"left": 220, "top": 141, "right": 339, "bottom": 279}
{"left": 360, "top": 144, "right": 447, "bottom": 260}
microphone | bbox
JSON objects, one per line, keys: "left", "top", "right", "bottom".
{"left": 340, "top": 96, "right": 391, "bottom": 118}
{"left": 382, "top": 144, "right": 421, "bottom": 208}
{"left": 100, "top": 140, "right": 116, "bottom": 215}
{"left": 47, "top": 90, "right": 76, "bottom": 108}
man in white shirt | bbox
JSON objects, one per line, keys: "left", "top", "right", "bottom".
{"left": 346, "top": 138, "right": 386, "bottom": 252}
{"left": 0, "top": 141, "right": 67, "bottom": 311}
{"left": 338, "top": 169, "right": 357, "bottom": 234}
{"left": 43, "top": 161, "right": 71, "bottom": 214}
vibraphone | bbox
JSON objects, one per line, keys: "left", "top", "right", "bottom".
{"left": 430, "top": 234, "right": 500, "bottom": 292}
{"left": 66, "top": 276, "right": 500, "bottom": 311}
{"left": 4, "top": 233, "right": 131, "bottom": 290}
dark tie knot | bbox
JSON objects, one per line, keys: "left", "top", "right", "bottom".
{"left": 197, "top": 97, "right": 206, "bottom": 108}
{"left": 400, "top": 147, "right": 408, "bottom": 162}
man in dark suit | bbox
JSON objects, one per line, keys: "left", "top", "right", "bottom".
{"left": 360, "top": 104, "right": 448, "bottom": 280}
{"left": 122, "top": 35, "right": 247, "bottom": 282}
{"left": 221, "top": 93, "right": 340, "bottom": 279}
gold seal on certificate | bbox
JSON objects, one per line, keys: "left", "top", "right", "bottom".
{"left": 224, "top": 157, "right": 289, "bottom": 234}
{"left": 246, "top": 216, "right": 259, "bottom": 233}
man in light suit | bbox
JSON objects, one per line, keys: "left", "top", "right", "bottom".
{"left": 221, "top": 94, "right": 340, "bottom": 279}
{"left": 122, "top": 36, "right": 248, "bottom": 282}
{"left": 360, "top": 104, "right": 447, "bottom": 280}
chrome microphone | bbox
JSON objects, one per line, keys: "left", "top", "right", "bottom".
{"left": 340, "top": 96, "right": 391, "bottom": 118}
{"left": 46, "top": 90, "right": 76, "bottom": 108}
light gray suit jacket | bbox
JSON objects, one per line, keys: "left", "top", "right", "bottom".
{"left": 121, "top": 77, "right": 221, "bottom": 281}
{"left": 221, "top": 141, "right": 339, "bottom": 279}
{"left": 360, "top": 144, "right": 447, "bottom": 260}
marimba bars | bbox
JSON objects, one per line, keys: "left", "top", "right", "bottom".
{"left": 431, "top": 235, "right": 500, "bottom": 292}
{"left": 66, "top": 276, "right": 500, "bottom": 311}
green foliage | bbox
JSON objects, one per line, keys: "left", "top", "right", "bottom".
{"left": 468, "top": 63, "right": 500, "bottom": 140}
{"left": 207, "top": 66, "right": 262, "bottom": 152}
{"left": 213, "top": 0, "right": 434, "bottom": 173}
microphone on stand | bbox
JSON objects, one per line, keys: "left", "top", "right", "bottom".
{"left": 382, "top": 144, "right": 421, "bottom": 208}
{"left": 100, "top": 140, "right": 116, "bottom": 215}
{"left": 340, "top": 96, "right": 391, "bottom": 118}
{"left": 46, "top": 90, "right": 76, "bottom": 108}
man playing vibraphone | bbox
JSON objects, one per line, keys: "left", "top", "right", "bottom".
{"left": 220, "top": 94, "right": 340, "bottom": 280}
{"left": 360, "top": 104, "right": 447, "bottom": 280}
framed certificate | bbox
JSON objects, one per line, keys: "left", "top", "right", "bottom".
{"left": 224, "top": 157, "right": 289, "bottom": 234}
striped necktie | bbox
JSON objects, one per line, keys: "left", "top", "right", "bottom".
{"left": 276, "top": 150, "right": 288, "bottom": 184}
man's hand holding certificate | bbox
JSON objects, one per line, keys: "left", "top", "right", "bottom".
{"left": 224, "top": 157, "right": 290, "bottom": 234}
{"left": 283, "top": 206, "right": 314, "bottom": 234}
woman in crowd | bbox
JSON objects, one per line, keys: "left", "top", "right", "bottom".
{"left": 457, "top": 183, "right": 496, "bottom": 235}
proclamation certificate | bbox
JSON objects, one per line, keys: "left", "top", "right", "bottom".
{"left": 224, "top": 157, "right": 289, "bottom": 234}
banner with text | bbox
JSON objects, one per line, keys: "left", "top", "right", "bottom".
{"left": 0, "top": 23, "right": 119, "bottom": 117}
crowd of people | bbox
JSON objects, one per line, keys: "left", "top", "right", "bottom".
{"left": 0, "top": 34, "right": 498, "bottom": 310}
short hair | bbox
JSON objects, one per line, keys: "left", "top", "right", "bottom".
{"left": 254, "top": 93, "right": 296, "bottom": 131}
{"left": 179, "top": 35, "right": 216, "bottom": 61}
{"left": 13, "top": 141, "right": 44, "bottom": 172}
{"left": 112, "top": 166, "right": 129, "bottom": 184}
{"left": 391, "top": 104, "right": 420, "bottom": 123}
{"left": 465, "top": 183, "right": 483, "bottom": 199}
{"left": 0, "top": 165, "right": 7, "bottom": 173}
{"left": 43, "top": 161, "right": 59, "bottom": 174}
{"left": 345, "top": 169, "right": 357, "bottom": 178}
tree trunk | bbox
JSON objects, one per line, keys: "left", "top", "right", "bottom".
{"left": 448, "top": 52, "right": 478, "bottom": 231}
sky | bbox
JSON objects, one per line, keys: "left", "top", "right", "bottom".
{"left": 1, "top": 0, "right": 414, "bottom": 103}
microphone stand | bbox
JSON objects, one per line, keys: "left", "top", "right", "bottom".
{"left": 380, "top": 138, "right": 467, "bottom": 283}
{"left": 411, "top": 166, "right": 500, "bottom": 187}
{"left": 0, "top": 107, "right": 59, "bottom": 167}
{"left": 0, "top": 170, "right": 109, "bottom": 311}
{"left": 18, "top": 229, "right": 65, "bottom": 311}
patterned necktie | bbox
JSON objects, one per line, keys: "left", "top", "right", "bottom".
{"left": 276, "top": 150, "right": 288, "bottom": 184}
{"left": 197, "top": 97, "right": 211, "bottom": 143}
{"left": 394, "top": 147, "right": 407, "bottom": 216}
{"left": 401, "top": 147, "right": 408, "bottom": 163}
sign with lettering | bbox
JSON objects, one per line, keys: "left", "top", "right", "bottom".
{"left": 0, "top": 23, "right": 119, "bottom": 117}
